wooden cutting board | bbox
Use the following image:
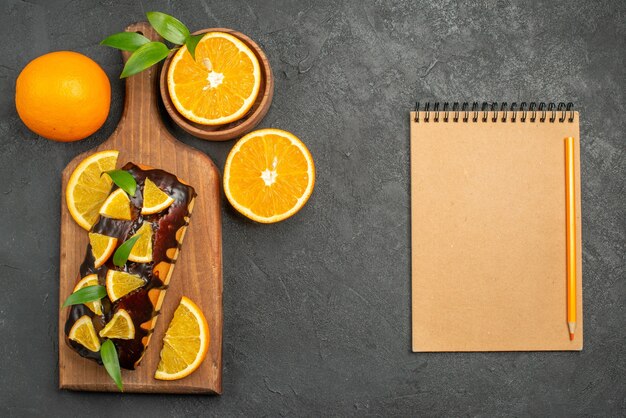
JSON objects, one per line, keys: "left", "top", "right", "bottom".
{"left": 58, "top": 22, "right": 222, "bottom": 394}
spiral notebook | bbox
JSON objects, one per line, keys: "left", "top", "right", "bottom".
{"left": 410, "top": 102, "right": 583, "bottom": 352}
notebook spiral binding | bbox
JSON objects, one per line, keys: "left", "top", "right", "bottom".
{"left": 413, "top": 102, "right": 575, "bottom": 123}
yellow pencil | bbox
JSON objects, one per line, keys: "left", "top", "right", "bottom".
{"left": 565, "top": 137, "right": 577, "bottom": 341}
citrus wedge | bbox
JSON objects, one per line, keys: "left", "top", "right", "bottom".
{"left": 142, "top": 178, "right": 174, "bottom": 215}
{"left": 73, "top": 274, "right": 103, "bottom": 315}
{"left": 167, "top": 31, "right": 261, "bottom": 125}
{"left": 68, "top": 315, "right": 101, "bottom": 352}
{"left": 89, "top": 232, "right": 117, "bottom": 268}
{"left": 99, "top": 309, "right": 135, "bottom": 339}
{"left": 99, "top": 188, "right": 132, "bottom": 220}
{"left": 105, "top": 270, "right": 145, "bottom": 302}
{"left": 127, "top": 222, "right": 153, "bottom": 263}
{"left": 66, "top": 150, "right": 118, "bottom": 230}
{"left": 154, "top": 296, "right": 210, "bottom": 380}
{"left": 223, "top": 128, "right": 315, "bottom": 223}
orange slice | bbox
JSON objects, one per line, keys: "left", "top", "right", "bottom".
{"left": 89, "top": 233, "right": 117, "bottom": 268}
{"left": 141, "top": 179, "right": 174, "bottom": 215}
{"left": 167, "top": 32, "right": 261, "bottom": 125}
{"left": 127, "top": 222, "right": 153, "bottom": 263}
{"left": 66, "top": 150, "right": 118, "bottom": 230}
{"left": 223, "top": 128, "right": 315, "bottom": 223}
{"left": 99, "top": 188, "right": 132, "bottom": 220}
{"left": 68, "top": 315, "right": 101, "bottom": 352}
{"left": 73, "top": 274, "right": 103, "bottom": 315}
{"left": 99, "top": 309, "right": 135, "bottom": 339}
{"left": 105, "top": 270, "right": 145, "bottom": 302}
{"left": 154, "top": 297, "right": 210, "bottom": 380}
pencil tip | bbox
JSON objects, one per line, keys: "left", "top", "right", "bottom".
{"left": 569, "top": 332, "right": 575, "bottom": 341}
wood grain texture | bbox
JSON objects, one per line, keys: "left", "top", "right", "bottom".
{"left": 58, "top": 22, "right": 222, "bottom": 394}
{"left": 159, "top": 28, "right": 274, "bottom": 141}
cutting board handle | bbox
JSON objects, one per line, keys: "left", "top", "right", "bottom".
{"left": 116, "top": 22, "right": 165, "bottom": 134}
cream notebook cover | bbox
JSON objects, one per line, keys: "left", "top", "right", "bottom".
{"left": 410, "top": 103, "right": 583, "bottom": 351}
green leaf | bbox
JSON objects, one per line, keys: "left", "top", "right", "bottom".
{"left": 101, "top": 340, "right": 123, "bottom": 391}
{"left": 146, "top": 11, "right": 190, "bottom": 44}
{"left": 120, "top": 42, "right": 170, "bottom": 78}
{"left": 100, "top": 32, "right": 150, "bottom": 52}
{"left": 62, "top": 285, "right": 107, "bottom": 307}
{"left": 113, "top": 234, "right": 142, "bottom": 267}
{"left": 185, "top": 33, "right": 205, "bottom": 61}
{"left": 105, "top": 170, "right": 137, "bottom": 196}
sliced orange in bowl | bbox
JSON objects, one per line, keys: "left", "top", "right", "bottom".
{"left": 167, "top": 31, "right": 261, "bottom": 125}
{"left": 223, "top": 128, "right": 315, "bottom": 223}
{"left": 66, "top": 150, "right": 118, "bottom": 230}
{"left": 88, "top": 232, "right": 117, "bottom": 268}
{"left": 154, "top": 296, "right": 209, "bottom": 380}
{"left": 73, "top": 274, "right": 103, "bottom": 315}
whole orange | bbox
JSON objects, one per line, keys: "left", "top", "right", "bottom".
{"left": 15, "top": 51, "right": 111, "bottom": 142}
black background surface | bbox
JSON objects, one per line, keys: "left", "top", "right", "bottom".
{"left": 1, "top": 1, "right": 625, "bottom": 416}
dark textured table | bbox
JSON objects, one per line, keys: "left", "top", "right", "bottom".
{"left": 1, "top": 1, "right": 624, "bottom": 416}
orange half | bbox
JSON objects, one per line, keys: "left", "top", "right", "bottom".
{"left": 223, "top": 129, "right": 315, "bottom": 223}
{"left": 167, "top": 32, "right": 261, "bottom": 125}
